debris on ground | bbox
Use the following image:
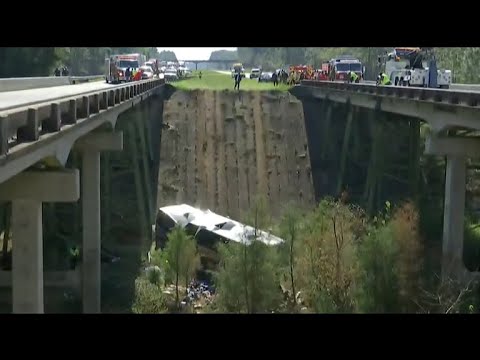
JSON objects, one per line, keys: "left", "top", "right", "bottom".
{"left": 161, "top": 279, "right": 216, "bottom": 313}
{"left": 182, "top": 279, "right": 215, "bottom": 312}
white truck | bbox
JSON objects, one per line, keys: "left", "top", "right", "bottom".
{"left": 382, "top": 47, "right": 451, "bottom": 89}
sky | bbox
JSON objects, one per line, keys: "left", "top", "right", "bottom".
{"left": 156, "top": 47, "right": 237, "bottom": 61}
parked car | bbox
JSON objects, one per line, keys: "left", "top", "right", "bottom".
{"left": 140, "top": 65, "right": 154, "bottom": 79}
{"left": 258, "top": 72, "right": 273, "bottom": 82}
{"left": 250, "top": 68, "right": 261, "bottom": 79}
{"left": 164, "top": 68, "right": 179, "bottom": 82}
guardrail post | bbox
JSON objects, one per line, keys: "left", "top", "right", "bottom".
{"left": 100, "top": 92, "right": 108, "bottom": 110}
{"left": 0, "top": 115, "right": 9, "bottom": 157}
{"left": 17, "top": 108, "right": 40, "bottom": 141}
{"left": 65, "top": 99, "right": 77, "bottom": 124}
{"left": 108, "top": 90, "right": 115, "bottom": 107}
{"left": 90, "top": 94, "right": 100, "bottom": 114}
{"left": 114, "top": 89, "right": 120, "bottom": 104}
{"left": 79, "top": 96, "right": 90, "bottom": 118}
{"left": 45, "top": 103, "right": 61, "bottom": 132}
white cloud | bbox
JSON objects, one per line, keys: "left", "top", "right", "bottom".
{"left": 156, "top": 47, "right": 237, "bottom": 61}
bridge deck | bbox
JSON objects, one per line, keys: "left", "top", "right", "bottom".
{"left": 0, "top": 81, "right": 111, "bottom": 112}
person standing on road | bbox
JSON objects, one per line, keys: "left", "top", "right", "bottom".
{"left": 272, "top": 71, "right": 278, "bottom": 86}
{"left": 234, "top": 71, "right": 242, "bottom": 90}
{"left": 349, "top": 71, "right": 359, "bottom": 83}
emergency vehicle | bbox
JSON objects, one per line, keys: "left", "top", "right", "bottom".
{"left": 328, "top": 56, "right": 364, "bottom": 82}
{"left": 380, "top": 47, "right": 451, "bottom": 88}
{"left": 316, "top": 62, "right": 330, "bottom": 80}
{"left": 105, "top": 53, "right": 147, "bottom": 83}
{"left": 289, "top": 65, "right": 314, "bottom": 84}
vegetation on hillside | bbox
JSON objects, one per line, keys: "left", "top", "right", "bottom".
{"left": 132, "top": 198, "right": 480, "bottom": 314}
{"left": 173, "top": 71, "right": 291, "bottom": 91}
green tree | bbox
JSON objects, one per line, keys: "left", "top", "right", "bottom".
{"left": 209, "top": 50, "right": 238, "bottom": 61}
{"left": 278, "top": 205, "right": 303, "bottom": 307}
{"left": 215, "top": 197, "right": 281, "bottom": 313}
{"left": 131, "top": 277, "right": 168, "bottom": 314}
{"left": 163, "top": 226, "right": 198, "bottom": 308}
{"left": 158, "top": 50, "right": 178, "bottom": 62}
{"left": 295, "top": 200, "right": 363, "bottom": 313}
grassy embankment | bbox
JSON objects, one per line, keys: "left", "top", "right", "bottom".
{"left": 173, "top": 71, "right": 291, "bottom": 91}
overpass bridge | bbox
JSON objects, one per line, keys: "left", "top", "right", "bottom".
{"left": 0, "top": 77, "right": 167, "bottom": 313}
{"left": 0, "top": 74, "right": 479, "bottom": 313}
{"left": 179, "top": 59, "right": 239, "bottom": 70}
{"left": 291, "top": 80, "right": 480, "bottom": 280}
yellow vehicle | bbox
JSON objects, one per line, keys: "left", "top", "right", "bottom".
{"left": 231, "top": 63, "right": 246, "bottom": 78}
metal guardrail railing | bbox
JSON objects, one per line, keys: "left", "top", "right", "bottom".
{"left": 0, "top": 78, "right": 165, "bottom": 157}
{"left": 300, "top": 80, "right": 480, "bottom": 108}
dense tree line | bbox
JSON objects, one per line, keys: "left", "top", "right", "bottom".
{"left": 0, "top": 47, "right": 161, "bottom": 78}
{"left": 237, "top": 47, "right": 480, "bottom": 83}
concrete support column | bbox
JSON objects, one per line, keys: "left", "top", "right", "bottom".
{"left": 442, "top": 155, "right": 466, "bottom": 278}
{"left": 75, "top": 131, "right": 123, "bottom": 313}
{"left": 0, "top": 169, "right": 80, "bottom": 313}
{"left": 12, "top": 199, "right": 43, "bottom": 313}
{"left": 81, "top": 149, "right": 101, "bottom": 313}
{"left": 425, "top": 135, "right": 480, "bottom": 280}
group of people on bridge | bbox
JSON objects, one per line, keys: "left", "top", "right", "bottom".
{"left": 53, "top": 66, "right": 69, "bottom": 77}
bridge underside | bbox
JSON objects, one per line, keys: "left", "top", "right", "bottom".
{"left": 302, "top": 98, "right": 420, "bottom": 215}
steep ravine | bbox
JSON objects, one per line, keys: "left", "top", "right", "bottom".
{"left": 157, "top": 90, "right": 316, "bottom": 220}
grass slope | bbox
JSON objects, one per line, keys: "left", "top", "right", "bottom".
{"left": 173, "top": 71, "right": 291, "bottom": 91}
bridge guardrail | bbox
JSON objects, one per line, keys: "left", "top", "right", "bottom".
{"left": 358, "top": 80, "right": 480, "bottom": 92}
{"left": 0, "top": 75, "right": 104, "bottom": 93}
{"left": 0, "top": 78, "right": 165, "bottom": 159}
{"left": 300, "top": 80, "right": 480, "bottom": 108}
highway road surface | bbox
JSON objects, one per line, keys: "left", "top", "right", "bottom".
{"left": 0, "top": 81, "right": 114, "bottom": 112}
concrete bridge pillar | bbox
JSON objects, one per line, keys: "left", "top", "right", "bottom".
{"left": 0, "top": 170, "right": 80, "bottom": 313}
{"left": 75, "top": 132, "right": 123, "bottom": 313}
{"left": 426, "top": 135, "right": 480, "bottom": 280}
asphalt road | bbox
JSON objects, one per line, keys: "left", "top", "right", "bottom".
{"left": 0, "top": 81, "right": 114, "bottom": 111}
{"left": 2, "top": 74, "right": 480, "bottom": 113}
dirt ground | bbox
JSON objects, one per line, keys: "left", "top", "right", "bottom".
{"left": 157, "top": 90, "right": 315, "bottom": 220}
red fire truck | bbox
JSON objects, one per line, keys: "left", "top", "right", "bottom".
{"left": 105, "top": 53, "right": 147, "bottom": 84}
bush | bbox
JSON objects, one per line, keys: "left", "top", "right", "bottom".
{"left": 214, "top": 240, "right": 282, "bottom": 313}
{"left": 146, "top": 265, "right": 165, "bottom": 287}
{"left": 295, "top": 200, "right": 365, "bottom": 313}
{"left": 131, "top": 277, "right": 168, "bottom": 314}
{"left": 357, "top": 201, "right": 423, "bottom": 313}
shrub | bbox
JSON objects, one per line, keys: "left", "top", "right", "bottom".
{"left": 131, "top": 277, "right": 168, "bottom": 314}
